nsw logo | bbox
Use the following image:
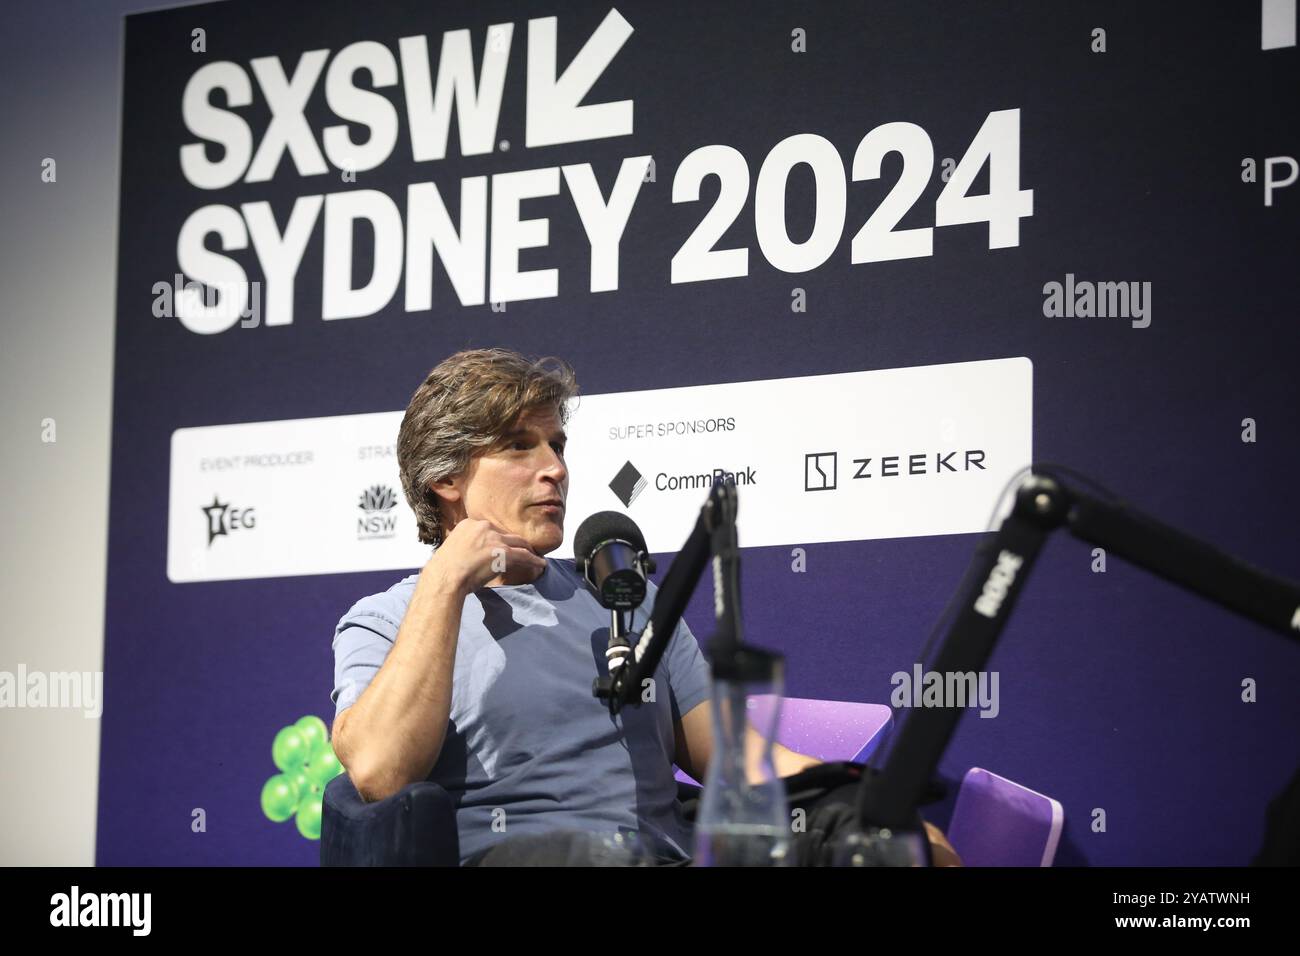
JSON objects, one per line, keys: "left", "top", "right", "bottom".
{"left": 357, "top": 484, "right": 398, "bottom": 540}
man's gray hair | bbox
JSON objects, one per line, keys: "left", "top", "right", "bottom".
{"left": 397, "top": 348, "right": 580, "bottom": 546}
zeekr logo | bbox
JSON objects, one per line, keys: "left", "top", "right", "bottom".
{"left": 805, "top": 452, "right": 837, "bottom": 491}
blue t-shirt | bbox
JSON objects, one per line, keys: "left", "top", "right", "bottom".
{"left": 330, "top": 556, "right": 713, "bottom": 864}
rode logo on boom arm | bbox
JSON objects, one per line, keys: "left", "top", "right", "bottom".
{"left": 974, "top": 549, "right": 1024, "bottom": 619}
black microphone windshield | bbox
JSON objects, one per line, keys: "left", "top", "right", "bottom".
{"left": 574, "top": 511, "right": 647, "bottom": 563}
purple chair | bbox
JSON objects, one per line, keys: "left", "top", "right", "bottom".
{"left": 674, "top": 695, "right": 894, "bottom": 786}
{"left": 946, "top": 767, "right": 1064, "bottom": 867}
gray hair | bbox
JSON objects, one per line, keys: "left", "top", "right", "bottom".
{"left": 397, "top": 348, "right": 580, "bottom": 546}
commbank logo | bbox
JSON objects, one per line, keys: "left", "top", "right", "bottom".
{"left": 609, "top": 461, "right": 647, "bottom": 507}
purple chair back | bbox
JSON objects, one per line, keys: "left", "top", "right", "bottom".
{"left": 674, "top": 696, "right": 893, "bottom": 785}
{"left": 946, "top": 767, "right": 1064, "bottom": 866}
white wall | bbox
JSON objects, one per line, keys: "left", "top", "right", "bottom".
{"left": 0, "top": 0, "right": 220, "bottom": 866}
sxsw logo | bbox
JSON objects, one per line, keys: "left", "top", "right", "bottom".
{"left": 202, "top": 495, "right": 256, "bottom": 545}
{"left": 357, "top": 484, "right": 398, "bottom": 540}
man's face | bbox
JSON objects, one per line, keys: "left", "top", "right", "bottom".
{"left": 446, "top": 406, "right": 569, "bottom": 555}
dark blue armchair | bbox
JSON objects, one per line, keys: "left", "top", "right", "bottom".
{"left": 321, "top": 771, "right": 706, "bottom": 866}
{"left": 321, "top": 773, "right": 462, "bottom": 866}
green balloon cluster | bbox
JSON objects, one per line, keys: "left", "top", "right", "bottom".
{"left": 260, "top": 715, "right": 343, "bottom": 840}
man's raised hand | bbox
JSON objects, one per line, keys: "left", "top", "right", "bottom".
{"left": 427, "top": 518, "right": 548, "bottom": 594}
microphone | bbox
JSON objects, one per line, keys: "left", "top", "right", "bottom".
{"left": 574, "top": 511, "right": 656, "bottom": 678}
{"left": 574, "top": 511, "right": 652, "bottom": 610}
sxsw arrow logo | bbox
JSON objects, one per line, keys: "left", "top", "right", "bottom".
{"left": 527, "top": 9, "right": 635, "bottom": 147}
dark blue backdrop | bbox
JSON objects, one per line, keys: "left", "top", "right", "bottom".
{"left": 99, "top": 0, "right": 1300, "bottom": 864}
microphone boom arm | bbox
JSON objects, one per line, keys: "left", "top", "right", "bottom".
{"left": 857, "top": 470, "right": 1300, "bottom": 830}
{"left": 595, "top": 479, "right": 746, "bottom": 712}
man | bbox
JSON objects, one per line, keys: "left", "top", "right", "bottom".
{"left": 330, "top": 347, "right": 959, "bottom": 866}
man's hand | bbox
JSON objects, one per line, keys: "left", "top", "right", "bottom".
{"left": 673, "top": 700, "right": 823, "bottom": 785}
{"left": 923, "top": 821, "right": 962, "bottom": 867}
{"left": 430, "top": 517, "right": 547, "bottom": 592}
{"left": 768, "top": 741, "right": 822, "bottom": 780}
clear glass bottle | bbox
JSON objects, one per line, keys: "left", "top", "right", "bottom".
{"left": 693, "top": 646, "right": 790, "bottom": 866}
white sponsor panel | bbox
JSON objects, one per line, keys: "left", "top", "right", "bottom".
{"left": 563, "top": 357, "right": 1032, "bottom": 553}
{"left": 167, "top": 358, "right": 1031, "bottom": 582}
{"left": 168, "top": 412, "right": 421, "bottom": 582}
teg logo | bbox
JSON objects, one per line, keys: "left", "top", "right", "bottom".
{"left": 202, "top": 495, "right": 256, "bottom": 546}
